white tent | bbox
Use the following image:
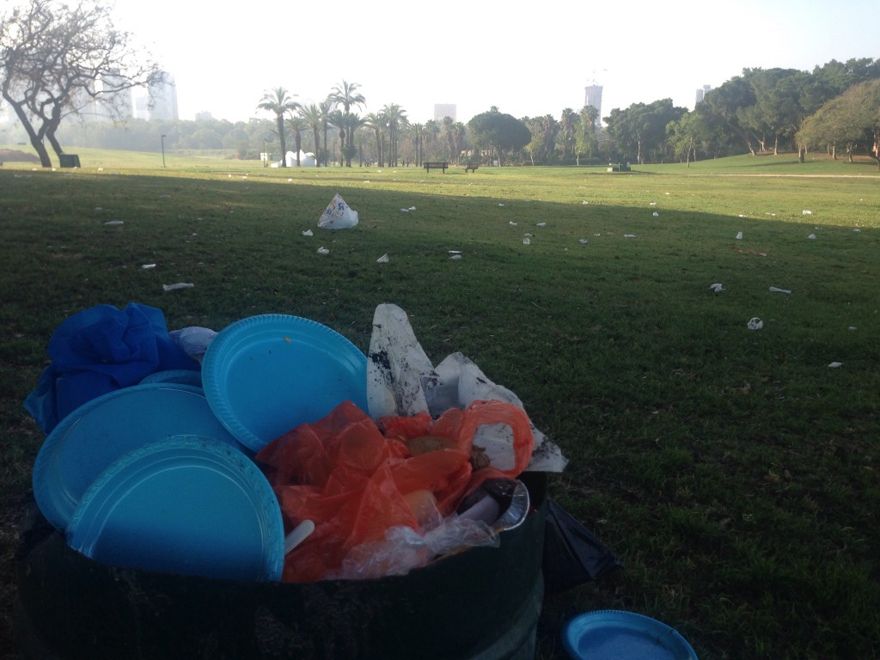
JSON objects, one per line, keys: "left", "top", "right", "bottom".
{"left": 279, "top": 151, "right": 317, "bottom": 167}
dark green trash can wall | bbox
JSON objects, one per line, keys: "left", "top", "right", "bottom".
{"left": 58, "top": 154, "right": 80, "bottom": 168}
{"left": 15, "top": 474, "right": 547, "bottom": 660}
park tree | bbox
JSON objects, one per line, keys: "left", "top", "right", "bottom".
{"left": 364, "top": 112, "right": 385, "bottom": 166}
{"left": 257, "top": 87, "right": 298, "bottom": 167}
{"left": 797, "top": 79, "right": 880, "bottom": 167}
{"left": 328, "top": 80, "right": 365, "bottom": 166}
{"left": 574, "top": 105, "right": 599, "bottom": 165}
{"left": 381, "top": 103, "right": 406, "bottom": 166}
{"left": 605, "top": 99, "right": 685, "bottom": 164}
{"left": 0, "top": 0, "right": 159, "bottom": 167}
{"left": 467, "top": 108, "right": 530, "bottom": 165}
{"left": 524, "top": 115, "right": 559, "bottom": 165}
{"left": 558, "top": 108, "right": 577, "bottom": 162}
{"left": 298, "top": 104, "right": 324, "bottom": 166}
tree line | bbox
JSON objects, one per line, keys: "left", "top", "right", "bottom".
{"left": 2, "top": 0, "right": 878, "bottom": 168}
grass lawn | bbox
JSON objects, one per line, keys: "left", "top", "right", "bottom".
{"left": 1, "top": 147, "right": 878, "bottom": 659}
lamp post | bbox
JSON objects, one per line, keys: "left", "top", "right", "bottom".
{"left": 161, "top": 134, "right": 166, "bottom": 168}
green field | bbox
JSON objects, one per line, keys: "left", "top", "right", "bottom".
{"left": 1, "top": 147, "right": 878, "bottom": 659}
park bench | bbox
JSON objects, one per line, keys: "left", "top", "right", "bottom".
{"left": 424, "top": 161, "right": 448, "bottom": 173}
{"left": 464, "top": 163, "right": 479, "bottom": 173}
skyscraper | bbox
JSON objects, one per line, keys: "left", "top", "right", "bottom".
{"left": 584, "top": 85, "right": 603, "bottom": 117}
{"left": 434, "top": 104, "right": 456, "bottom": 121}
{"left": 695, "top": 84, "right": 712, "bottom": 105}
{"left": 148, "top": 71, "right": 179, "bottom": 121}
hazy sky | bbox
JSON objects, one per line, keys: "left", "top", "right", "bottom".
{"left": 113, "top": 0, "right": 877, "bottom": 124}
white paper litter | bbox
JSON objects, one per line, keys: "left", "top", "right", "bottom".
{"left": 536, "top": 222, "right": 546, "bottom": 227}
{"left": 400, "top": 208, "right": 411, "bottom": 213}
{"left": 769, "top": 286, "right": 792, "bottom": 294}
{"left": 497, "top": 203, "right": 505, "bottom": 207}
{"left": 579, "top": 239, "right": 589, "bottom": 245}
{"left": 302, "top": 229, "right": 314, "bottom": 237}
{"left": 449, "top": 254, "right": 463, "bottom": 260}
{"left": 522, "top": 237, "right": 531, "bottom": 245}
{"left": 448, "top": 250, "right": 462, "bottom": 255}
{"left": 747, "top": 317, "right": 763, "bottom": 331}
{"left": 317, "top": 246, "right": 330, "bottom": 255}
{"left": 376, "top": 253, "right": 390, "bottom": 263}
{"left": 104, "top": 220, "right": 124, "bottom": 226}
{"left": 853, "top": 228, "right": 861, "bottom": 233}
{"left": 141, "top": 263, "right": 156, "bottom": 270}
{"left": 624, "top": 234, "right": 637, "bottom": 238}
{"left": 807, "top": 233, "right": 816, "bottom": 240}
{"left": 318, "top": 193, "right": 359, "bottom": 229}
{"left": 162, "top": 282, "right": 194, "bottom": 292}
{"left": 736, "top": 231, "right": 743, "bottom": 240}
{"left": 582, "top": 200, "right": 589, "bottom": 205}
{"left": 848, "top": 326, "right": 857, "bottom": 331}
{"left": 509, "top": 221, "right": 518, "bottom": 226}
{"left": 802, "top": 209, "right": 813, "bottom": 215}
{"left": 828, "top": 361, "right": 843, "bottom": 368}
{"left": 709, "top": 283, "right": 725, "bottom": 293}
{"left": 649, "top": 202, "right": 657, "bottom": 206}
{"left": 366, "top": 304, "right": 567, "bottom": 473}
{"left": 652, "top": 212, "right": 660, "bottom": 217}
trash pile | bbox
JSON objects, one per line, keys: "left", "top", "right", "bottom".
{"left": 26, "top": 302, "right": 567, "bottom": 584}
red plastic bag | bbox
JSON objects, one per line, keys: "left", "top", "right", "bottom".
{"left": 257, "top": 400, "right": 534, "bottom": 582}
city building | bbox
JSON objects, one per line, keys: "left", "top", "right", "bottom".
{"left": 584, "top": 85, "right": 603, "bottom": 117}
{"left": 434, "top": 104, "right": 456, "bottom": 122}
{"left": 195, "top": 111, "right": 214, "bottom": 122}
{"left": 147, "top": 71, "right": 179, "bottom": 121}
{"left": 695, "top": 84, "right": 712, "bottom": 105}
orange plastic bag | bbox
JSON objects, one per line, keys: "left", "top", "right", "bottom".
{"left": 257, "top": 400, "right": 534, "bottom": 582}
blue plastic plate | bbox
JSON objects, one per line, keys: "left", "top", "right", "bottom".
{"left": 67, "top": 435, "right": 284, "bottom": 582}
{"left": 563, "top": 610, "right": 699, "bottom": 660}
{"left": 33, "top": 383, "right": 239, "bottom": 531}
{"left": 201, "top": 314, "right": 367, "bottom": 452}
{"left": 140, "top": 369, "right": 203, "bottom": 388}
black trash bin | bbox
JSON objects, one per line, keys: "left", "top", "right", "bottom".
{"left": 59, "top": 154, "right": 81, "bottom": 168}
{"left": 15, "top": 474, "right": 548, "bottom": 660}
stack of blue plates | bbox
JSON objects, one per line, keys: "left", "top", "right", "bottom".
{"left": 32, "top": 382, "right": 283, "bottom": 581}
{"left": 201, "top": 314, "right": 368, "bottom": 452}
{"left": 563, "top": 610, "right": 699, "bottom": 659}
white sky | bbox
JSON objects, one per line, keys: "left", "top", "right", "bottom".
{"left": 111, "top": 0, "right": 877, "bottom": 124}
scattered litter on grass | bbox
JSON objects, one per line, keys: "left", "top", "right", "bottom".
{"left": 649, "top": 202, "right": 657, "bottom": 206}
{"left": 802, "top": 209, "right": 813, "bottom": 216}
{"left": 582, "top": 200, "right": 589, "bottom": 205}
{"left": 302, "top": 229, "right": 314, "bottom": 237}
{"left": 536, "top": 222, "right": 546, "bottom": 227}
{"left": 162, "top": 282, "right": 193, "bottom": 292}
{"left": 141, "top": 264, "right": 156, "bottom": 270}
{"left": 848, "top": 326, "right": 857, "bottom": 331}
{"left": 523, "top": 232, "right": 533, "bottom": 237}
{"left": 104, "top": 220, "right": 124, "bottom": 226}
{"left": 94, "top": 207, "right": 102, "bottom": 212}
{"left": 509, "top": 221, "right": 518, "bottom": 226}
{"left": 317, "top": 246, "right": 330, "bottom": 255}
{"left": 288, "top": 178, "right": 293, "bottom": 182}
{"left": 853, "top": 228, "right": 861, "bottom": 233}
{"left": 747, "top": 317, "right": 763, "bottom": 331}
{"left": 769, "top": 286, "right": 792, "bottom": 294}
{"left": 807, "top": 233, "right": 816, "bottom": 240}
{"left": 498, "top": 203, "right": 505, "bottom": 207}
{"left": 400, "top": 208, "right": 410, "bottom": 213}
{"left": 579, "top": 239, "right": 589, "bottom": 245}
{"left": 448, "top": 250, "right": 462, "bottom": 255}
{"left": 738, "top": 214, "right": 746, "bottom": 218}
{"left": 97, "top": 167, "right": 104, "bottom": 172}
{"left": 594, "top": 233, "right": 601, "bottom": 237}
{"left": 736, "top": 231, "right": 743, "bottom": 240}
{"left": 624, "top": 234, "right": 637, "bottom": 238}
{"left": 709, "top": 283, "right": 725, "bottom": 293}
{"left": 652, "top": 211, "right": 660, "bottom": 217}
{"left": 828, "top": 362, "right": 843, "bottom": 368}
{"left": 665, "top": 192, "right": 670, "bottom": 196}
{"left": 450, "top": 254, "right": 463, "bottom": 260}
{"left": 376, "top": 253, "right": 390, "bottom": 263}
{"left": 408, "top": 206, "right": 416, "bottom": 211}
{"left": 522, "top": 237, "right": 531, "bottom": 245}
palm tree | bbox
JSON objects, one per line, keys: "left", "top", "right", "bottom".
{"left": 329, "top": 81, "right": 365, "bottom": 165}
{"left": 319, "top": 99, "right": 334, "bottom": 166}
{"left": 256, "top": 87, "right": 299, "bottom": 167}
{"left": 298, "top": 104, "right": 323, "bottom": 166}
{"left": 328, "top": 110, "right": 347, "bottom": 166}
{"left": 364, "top": 112, "right": 386, "bottom": 167}
{"left": 409, "top": 123, "right": 424, "bottom": 166}
{"left": 288, "top": 116, "right": 307, "bottom": 166}
{"left": 381, "top": 103, "right": 407, "bottom": 166}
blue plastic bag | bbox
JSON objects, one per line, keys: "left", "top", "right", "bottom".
{"left": 24, "top": 303, "right": 199, "bottom": 433}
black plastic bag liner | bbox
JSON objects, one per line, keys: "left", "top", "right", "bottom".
{"left": 542, "top": 499, "right": 621, "bottom": 593}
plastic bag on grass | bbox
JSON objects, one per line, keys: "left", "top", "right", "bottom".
{"left": 318, "top": 193, "right": 359, "bottom": 229}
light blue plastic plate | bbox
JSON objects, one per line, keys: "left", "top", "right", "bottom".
{"left": 201, "top": 314, "right": 367, "bottom": 452}
{"left": 67, "top": 435, "right": 284, "bottom": 582}
{"left": 32, "top": 383, "right": 239, "bottom": 531}
{"left": 140, "top": 369, "right": 203, "bottom": 388}
{"left": 563, "top": 610, "right": 699, "bottom": 660}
